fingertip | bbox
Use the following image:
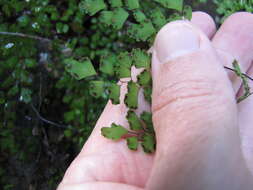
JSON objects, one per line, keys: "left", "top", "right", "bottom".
{"left": 191, "top": 11, "right": 216, "bottom": 39}
{"left": 154, "top": 21, "right": 200, "bottom": 64}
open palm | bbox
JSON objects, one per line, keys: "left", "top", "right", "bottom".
{"left": 58, "top": 12, "right": 253, "bottom": 190}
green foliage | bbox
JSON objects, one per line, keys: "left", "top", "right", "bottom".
{"left": 150, "top": 8, "right": 167, "bottom": 29}
{"left": 126, "top": 136, "right": 138, "bottom": 150}
{"left": 89, "top": 81, "right": 105, "bottom": 98}
{"left": 183, "top": 5, "right": 193, "bottom": 20}
{"left": 112, "top": 8, "right": 129, "bottom": 29}
{"left": 100, "top": 11, "right": 114, "bottom": 26}
{"left": 141, "top": 133, "right": 156, "bottom": 153}
{"left": 101, "top": 123, "right": 128, "bottom": 140}
{"left": 100, "top": 8, "right": 129, "bottom": 29}
{"left": 56, "top": 23, "right": 69, "bottom": 34}
{"left": 133, "top": 10, "right": 148, "bottom": 23}
{"left": 77, "top": 0, "right": 192, "bottom": 155}
{"left": 128, "top": 21, "right": 156, "bottom": 42}
{"left": 154, "top": 0, "right": 183, "bottom": 11}
{"left": 140, "top": 111, "right": 154, "bottom": 132}
{"left": 124, "top": 81, "right": 139, "bottom": 109}
{"left": 99, "top": 54, "right": 117, "bottom": 76}
{"left": 79, "top": 0, "right": 106, "bottom": 15}
{"left": 109, "top": 0, "right": 123, "bottom": 8}
{"left": 116, "top": 52, "right": 132, "bottom": 78}
{"left": 137, "top": 70, "right": 152, "bottom": 86}
{"left": 132, "top": 49, "right": 151, "bottom": 69}
{"left": 127, "top": 110, "right": 142, "bottom": 131}
{"left": 125, "top": 0, "right": 140, "bottom": 10}
{"left": 0, "top": 0, "right": 195, "bottom": 188}
{"left": 65, "top": 58, "right": 97, "bottom": 80}
{"left": 214, "top": 0, "right": 253, "bottom": 23}
{"left": 143, "top": 86, "right": 152, "bottom": 103}
{"left": 109, "top": 83, "right": 120, "bottom": 104}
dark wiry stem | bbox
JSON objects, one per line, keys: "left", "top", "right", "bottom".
{"left": 224, "top": 66, "right": 253, "bottom": 81}
{"left": 30, "top": 104, "right": 68, "bottom": 129}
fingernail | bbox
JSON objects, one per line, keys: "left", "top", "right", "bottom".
{"left": 155, "top": 23, "right": 200, "bottom": 63}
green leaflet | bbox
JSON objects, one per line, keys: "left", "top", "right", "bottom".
{"left": 108, "top": 83, "right": 120, "bottom": 104}
{"left": 154, "top": 0, "right": 183, "bottom": 11}
{"left": 140, "top": 111, "right": 154, "bottom": 132}
{"left": 100, "top": 11, "right": 113, "bottom": 26}
{"left": 183, "top": 5, "right": 192, "bottom": 20}
{"left": 99, "top": 54, "right": 117, "bottom": 76}
{"left": 133, "top": 10, "right": 147, "bottom": 23}
{"left": 100, "top": 8, "right": 128, "bottom": 29}
{"left": 101, "top": 123, "right": 128, "bottom": 140}
{"left": 128, "top": 21, "right": 156, "bottom": 42}
{"left": 117, "top": 66, "right": 131, "bottom": 78}
{"left": 89, "top": 81, "right": 104, "bottom": 98}
{"left": 132, "top": 49, "right": 151, "bottom": 69}
{"left": 127, "top": 110, "right": 142, "bottom": 131}
{"left": 141, "top": 133, "right": 156, "bottom": 153}
{"left": 109, "top": 0, "right": 123, "bottom": 7}
{"left": 168, "top": 12, "right": 181, "bottom": 21}
{"left": 125, "top": 81, "right": 139, "bottom": 109}
{"left": 143, "top": 86, "right": 152, "bottom": 104}
{"left": 111, "top": 8, "right": 129, "bottom": 29}
{"left": 125, "top": 0, "right": 140, "bottom": 10}
{"left": 127, "top": 136, "right": 138, "bottom": 150}
{"left": 56, "top": 22, "right": 69, "bottom": 33}
{"left": 79, "top": 0, "right": 106, "bottom": 16}
{"left": 150, "top": 8, "right": 167, "bottom": 29}
{"left": 137, "top": 70, "right": 151, "bottom": 86}
{"left": 65, "top": 58, "right": 96, "bottom": 80}
{"left": 116, "top": 52, "right": 132, "bottom": 78}
{"left": 118, "top": 52, "right": 133, "bottom": 67}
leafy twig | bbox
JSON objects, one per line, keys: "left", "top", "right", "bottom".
{"left": 225, "top": 61, "right": 253, "bottom": 103}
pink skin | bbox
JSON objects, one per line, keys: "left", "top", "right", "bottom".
{"left": 58, "top": 12, "right": 253, "bottom": 190}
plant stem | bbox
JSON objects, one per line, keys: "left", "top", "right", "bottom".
{"left": 223, "top": 66, "right": 253, "bottom": 81}
{"left": 0, "top": 31, "right": 51, "bottom": 42}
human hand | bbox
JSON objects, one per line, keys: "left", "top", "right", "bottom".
{"left": 57, "top": 12, "right": 253, "bottom": 190}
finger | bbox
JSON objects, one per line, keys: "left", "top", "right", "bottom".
{"left": 238, "top": 64, "right": 253, "bottom": 174}
{"left": 148, "top": 21, "right": 249, "bottom": 189}
{"left": 212, "top": 12, "right": 253, "bottom": 92}
{"left": 57, "top": 181, "right": 143, "bottom": 190}
{"left": 148, "top": 11, "right": 216, "bottom": 55}
{"left": 191, "top": 11, "right": 216, "bottom": 39}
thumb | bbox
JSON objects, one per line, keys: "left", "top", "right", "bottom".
{"left": 148, "top": 21, "right": 251, "bottom": 189}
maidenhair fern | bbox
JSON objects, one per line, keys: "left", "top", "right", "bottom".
{"left": 69, "top": 0, "right": 253, "bottom": 154}
{"left": 76, "top": 0, "right": 194, "bottom": 154}
{"left": 79, "top": 0, "right": 107, "bottom": 16}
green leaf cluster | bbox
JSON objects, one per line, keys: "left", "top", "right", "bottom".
{"left": 0, "top": 0, "right": 195, "bottom": 188}
{"left": 101, "top": 110, "right": 156, "bottom": 153}
{"left": 214, "top": 0, "right": 253, "bottom": 23}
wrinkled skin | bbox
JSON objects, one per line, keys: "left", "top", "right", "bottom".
{"left": 58, "top": 12, "right": 253, "bottom": 190}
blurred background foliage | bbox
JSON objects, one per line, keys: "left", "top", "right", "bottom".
{"left": 0, "top": 0, "right": 252, "bottom": 189}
